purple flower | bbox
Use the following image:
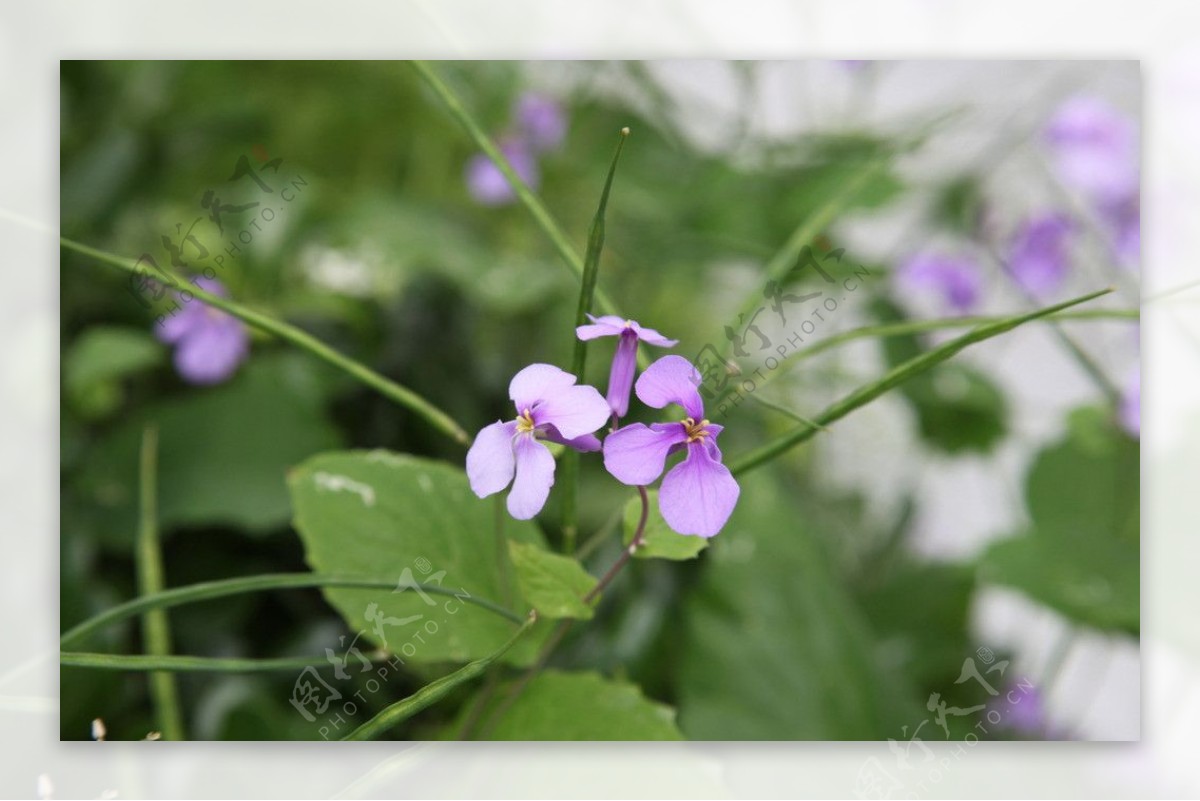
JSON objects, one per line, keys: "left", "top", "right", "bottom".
{"left": 896, "top": 252, "right": 983, "bottom": 314}
{"left": 466, "top": 364, "right": 610, "bottom": 519}
{"left": 515, "top": 93, "right": 567, "bottom": 153}
{"left": 155, "top": 277, "right": 250, "bottom": 385}
{"left": 603, "top": 356, "right": 740, "bottom": 538}
{"left": 1008, "top": 213, "right": 1075, "bottom": 298}
{"left": 465, "top": 139, "right": 539, "bottom": 206}
{"left": 988, "top": 682, "right": 1049, "bottom": 736}
{"left": 1099, "top": 194, "right": 1141, "bottom": 268}
{"left": 575, "top": 315, "right": 678, "bottom": 418}
{"left": 1044, "top": 95, "right": 1139, "bottom": 205}
{"left": 1119, "top": 365, "right": 1139, "bottom": 436}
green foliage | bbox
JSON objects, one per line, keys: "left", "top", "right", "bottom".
{"left": 470, "top": 670, "right": 684, "bottom": 740}
{"left": 507, "top": 541, "right": 597, "bottom": 620}
{"left": 63, "top": 326, "right": 164, "bottom": 419}
{"left": 622, "top": 489, "right": 709, "bottom": 560}
{"left": 288, "top": 450, "right": 546, "bottom": 663}
{"left": 74, "top": 354, "right": 342, "bottom": 545}
{"left": 674, "top": 471, "right": 922, "bottom": 739}
{"left": 980, "top": 407, "right": 1139, "bottom": 634}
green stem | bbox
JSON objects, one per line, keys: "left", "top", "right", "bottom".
{"left": 60, "top": 573, "right": 521, "bottom": 651}
{"left": 409, "top": 61, "right": 649, "bottom": 371}
{"left": 341, "top": 612, "right": 538, "bottom": 741}
{"left": 135, "top": 426, "right": 184, "bottom": 740}
{"left": 59, "top": 651, "right": 390, "bottom": 673}
{"left": 561, "top": 128, "right": 631, "bottom": 554}
{"left": 727, "top": 288, "right": 1114, "bottom": 476}
{"left": 59, "top": 236, "right": 470, "bottom": 446}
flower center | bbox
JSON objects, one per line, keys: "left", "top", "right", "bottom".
{"left": 515, "top": 408, "right": 536, "bottom": 434}
{"left": 681, "top": 416, "right": 711, "bottom": 443}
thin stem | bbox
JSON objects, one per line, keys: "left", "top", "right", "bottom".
{"left": 475, "top": 487, "right": 651, "bottom": 739}
{"left": 726, "top": 288, "right": 1113, "bottom": 476}
{"left": 59, "top": 236, "right": 470, "bottom": 446}
{"left": 59, "top": 651, "right": 392, "bottom": 673}
{"left": 561, "top": 128, "right": 632, "bottom": 555}
{"left": 135, "top": 426, "right": 184, "bottom": 740}
{"left": 494, "top": 494, "right": 513, "bottom": 607}
{"left": 60, "top": 573, "right": 521, "bottom": 651}
{"left": 341, "top": 612, "right": 538, "bottom": 741}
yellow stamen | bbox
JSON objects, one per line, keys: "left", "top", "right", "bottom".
{"left": 682, "top": 416, "right": 710, "bottom": 443}
{"left": 515, "top": 408, "right": 536, "bottom": 434}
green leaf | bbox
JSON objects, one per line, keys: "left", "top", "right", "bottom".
{"left": 64, "top": 326, "right": 164, "bottom": 418}
{"left": 472, "top": 670, "right": 684, "bottom": 740}
{"left": 74, "top": 354, "right": 342, "bottom": 545}
{"left": 979, "top": 407, "right": 1139, "bottom": 634}
{"left": 675, "top": 472, "right": 922, "bottom": 739}
{"left": 288, "top": 450, "right": 546, "bottom": 664}
{"left": 506, "top": 541, "right": 596, "bottom": 620}
{"left": 622, "top": 490, "right": 709, "bottom": 561}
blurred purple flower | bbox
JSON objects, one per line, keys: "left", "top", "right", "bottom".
{"left": 1120, "top": 366, "right": 1140, "bottom": 436}
{"left": 466, "top": 364, "right": 609, "bottom": 519}
{"left": 897, "top": 252, "right": 984, "bottom": 314}
{"left": 1099, "top": 194, "right": 1141, "bottom": 269}
{"left": 1008, "top": 213, "right": 1075, "bottom": 298}
{"left": 1044, "top": 95, "right": 1139, "bottom": 205}
{"left": 575, "top": 315, "right": 678, "bottom": 418}
{"left": 989, "top": 682, "right": 1049, "bottom": 736}
{"left": 155, "top": 277, "right": 249, "bottom": 385}
{"left": 603, "top": 356, "right": 740, "bottom": 537}
{"left": 465, "top": 139, "right": 539, "bottom": 206}
{"left": 515, "top": 93, "right": 567, "bottom": 153}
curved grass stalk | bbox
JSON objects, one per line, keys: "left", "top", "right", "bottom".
{"left": 59, "top": 651, "right": 393, "bottom": 673}
{"left": 727, "top": 288, "right": 1114, "bottom": 476}
{"left": 341, "top": 612, "right": 538, "bottom": 741}
{"left": 60, "top": 573, "right": 521, "bottom": 651}
{"left": 59, "top": 236, "right": 470, "bottom": 446}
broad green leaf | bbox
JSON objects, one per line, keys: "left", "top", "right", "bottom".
{"left": 980, "top": 407, "right": 1139, "bottom": 634}
{"left": 507, "top": 541, "right": 596, "bottom": 620}
{"left": 289, "top": 451, "right": 546, "bottom": 664}
{"left": 74, "top": 353, "right": 342, "bottom": 546}
{"left": 64, "top": 326, "right": 164, "bottom": 418}
{"left": 472, "top": 670, "right": 683, "bottom": 740}
{"left": 675, "top": 471, "right": 922, "bottom": 739}
{"left": 622, "top": 490, "right": 709, "bottom": 561}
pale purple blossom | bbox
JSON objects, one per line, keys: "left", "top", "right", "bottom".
{"left": 465, "top": 139, "right": 539, "bottom": 206}
{"left": 1099, "top": 194, "right": 1141, "bottom": 268}
{"left": 603, "top": 356, "right": 740, "bottom": 538}
{"left": 155, "top": 277, "right": 249, "bottom": 385}
{"left": 515, "top": 93, "right": 567, "bottom": 153}
{"left": 896, "top": 252, "right": 983, "bottom": 314}
{"left": 1008, "top": 213, "right": 1075, "bottom": 298}
{"left": 1044, "top": 95, "right": 1139, "bottom": 205}
{"left": 467, "top": 364, "right": 610, "bottom": 519}
{"left": 575, "top": 315, "right": 678, "bottom": 418}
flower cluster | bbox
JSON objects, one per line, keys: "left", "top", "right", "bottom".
{"left": 155, "top": 277, "right": 250, "bottom": 385}
{"left": 466, "top": 319, "right": 740, "bottom": 538}
{"left": 465, "top": 92, "right": 567, "bottom": 206}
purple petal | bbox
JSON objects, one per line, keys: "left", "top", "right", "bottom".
{"left": 602, "top": 422, "right": 687, "bottom": 486}
{"left": 155, "top": 302, "right": 206, "bottom": 344}
{"left": 575, "top": 323, "right": 621, "bottom": 341}
{"left": 897, "top": 252, "right": 982, "bottom": 314}
{"left": 630, "top": 322, "right": 678, "bottom": 348}
{"left": 541, "top": 426, "right": 602, "bottom": 452}
{"left": 1009, "top": 213, "right": 1075, "bottom": 298}
{"left": 1044, "top": 95, "right": 1139, "bottom": 204}
{"left": 465, "top": 140, "right": 540, "bottom": 206}
{"left": 606, "top": 331, "right": 639, "bottom": 417}
{"left": 509, "top": 363, "right": 577, "bottom": 412}
{"left": 515, "top": 93, "right": 567, "bottom": 153}
{"left": 173, "top": 315, "right": 249, "bottom": 385}
{"left": 466, "top": 420, "right": 518, "bottom": 498}
{"left": 659, "top": 441, "right": 740, "bottom": 538}
{"left": 507, "top": 434, "right": 555, "bottom": 519}
{"left": 634, "top": 355, "right": 705, "bottom": 419}
{"left": 587, "top": 314, "right": 627, "bottom": 327}
{"left": 533, "top": 383, "right": 610, "bottom": 440}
